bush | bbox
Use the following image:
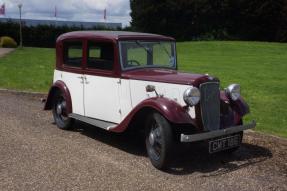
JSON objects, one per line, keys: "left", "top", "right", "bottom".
{"left": 0, "top": 36, "right": 17, "bottom": 48}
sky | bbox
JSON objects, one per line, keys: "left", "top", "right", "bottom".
{"left": 0, "top": 0, "right": 131, "bottom": 26}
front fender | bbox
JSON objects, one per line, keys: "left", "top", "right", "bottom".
{"left": 111, "top": 97, "right": 197, "bottom": 133}
{"left": 232, "top": 97, "right": 250, "bottom": 116}
{"left": 220, "top": 91, "right": 250, "bottom": 117}
{"left": 44, "top": 80, "right": 72, "bottom": 114}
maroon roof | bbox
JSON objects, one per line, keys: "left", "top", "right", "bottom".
{"left": 57, "top": 31, "right": 175, "bottom": 42}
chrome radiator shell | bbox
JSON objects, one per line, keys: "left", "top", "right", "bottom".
{"left": 199, "top": 82, "right": 220, "bottom": 131}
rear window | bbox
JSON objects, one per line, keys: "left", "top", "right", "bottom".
{"left": 63, "top": 41, "right": 83, "bottom": 68}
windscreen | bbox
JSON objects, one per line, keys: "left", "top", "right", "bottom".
{"left": 119, "top": 41, "right": 176, "bottom": 70}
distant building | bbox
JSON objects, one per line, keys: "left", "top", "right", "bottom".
{"left": 0, "top": 17, "right": 122, "bottom": 29}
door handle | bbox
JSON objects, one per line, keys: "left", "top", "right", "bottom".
{"left": 84, "top": 76, "right": 89, "bottom": 84}
{"left": 78, "top": 76, "right": 84, "bottom": 83}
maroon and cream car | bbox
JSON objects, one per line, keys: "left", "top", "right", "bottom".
{"left": 44, "top": 31, "right": 256, "bottom": 169}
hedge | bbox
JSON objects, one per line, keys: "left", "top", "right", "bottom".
{"left": 0, "top": 21, "right": 121, "bottom": 48}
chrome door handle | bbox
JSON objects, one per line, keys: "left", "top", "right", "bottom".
{"left": 78, "top": 76, "right": 84, "bottom": 84}
{"left": 83, "top": 76, "right": 89, "bottom": 84}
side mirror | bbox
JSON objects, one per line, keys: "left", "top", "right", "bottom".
{"left": 146, "top": 85, "right": 159, "bottom": 97}
{"left": 146, "top": 85, "right": 156, "bottom": 92}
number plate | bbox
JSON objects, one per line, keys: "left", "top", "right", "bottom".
{"left": 209, "top": 135, "right": 240, "bottom": 153}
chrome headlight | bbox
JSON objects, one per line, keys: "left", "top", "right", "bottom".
{"left": 226, "top": 84, "right": 241, "bottom": 101}
{"left": 183, "top": 86, "right": 200, "bottom": 106}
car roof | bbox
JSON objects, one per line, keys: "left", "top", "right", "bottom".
{"left": 57, "top": 31, "right": 175, "bottom": 42}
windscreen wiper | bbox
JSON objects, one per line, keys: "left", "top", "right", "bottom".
{"left": 158, "top": 41, "right": 172, "bottom": 59}
{"left": 135, "top": 41, "right": 152, "bottom": 57}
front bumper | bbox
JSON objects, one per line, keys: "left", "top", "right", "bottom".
{"left": 180, "top": 120, "right": 256, "bottom": 142}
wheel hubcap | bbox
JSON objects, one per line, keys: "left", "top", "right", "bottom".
{"left": 56, "top": 100, "right": 66, "bottom": 117}
{"left": 147, "top": 122, "right": 162, "bottom": 160}
{"left": 149, "top": 130, "right": 156, "bottom": 146}
{"left": 56, "top": 104, "right": 62, "bottom": 115}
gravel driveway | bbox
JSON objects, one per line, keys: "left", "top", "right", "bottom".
{"left": 0, "top": 90, "right": 286, "bottom": 191}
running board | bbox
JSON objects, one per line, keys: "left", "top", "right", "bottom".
{"left": 69, "top": 113, "right": 118, "bottom": 131}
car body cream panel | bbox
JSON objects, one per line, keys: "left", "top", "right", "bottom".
{"left": 118, "top": 79, "right": 133, "bottom": 120}
{"left": 54, "top": 70, "right": 84, "bottom": 115}
{"left": 84, "top": 75, "right": 121, "bottom": 123}
{"left": 129, "top": 80, "right": 196, "bottom": 118}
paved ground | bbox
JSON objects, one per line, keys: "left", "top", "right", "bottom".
{"left": 0, "top": 48, "right": 14, "bottom": 57}
{"left": 0, "top": 90, "right": 286, "bottom": 191}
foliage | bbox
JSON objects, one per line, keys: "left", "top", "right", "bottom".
{"left": 0, "top": 36, "right": 17, "bottom": 48}
{"left": 0, "top": 42, "right": 286, "bottom": 137}
{"left": 130, "top": 0, "right": 287, "bottom": 42}
{"left": 0, "top": 20, "right": 121, "bottom": 48}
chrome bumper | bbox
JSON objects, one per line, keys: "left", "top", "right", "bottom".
{"left": 180, "top": 120, "right": 256, "bottom": 142}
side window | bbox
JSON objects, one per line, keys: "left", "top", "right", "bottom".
{"left": 87, "top": 41, "right": 114, "bottom": 71}
{"left": 63, "top": 41, "right": 83, "bottom": 68}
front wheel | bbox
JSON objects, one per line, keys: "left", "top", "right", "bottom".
{"left": 145, "top": 112, "right": 174, "bottom": 170}
{"left": 52, "top": 91, "right": 74, "bottom": 130}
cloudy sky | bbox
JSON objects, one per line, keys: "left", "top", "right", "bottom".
{"left": 0, "top": 0, "right": 131, "bottom": 26}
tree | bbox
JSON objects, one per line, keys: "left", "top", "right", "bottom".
{"left": 130, "top": 0, "right": 287, "bottom": 42}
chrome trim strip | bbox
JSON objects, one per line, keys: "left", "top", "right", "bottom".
{"left": 69, "top": 113, "right": 117, "bottom": 131}
{"left": 180, "top": 120, "right": 256, "bottom": 142}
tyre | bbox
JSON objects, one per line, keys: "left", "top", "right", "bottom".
{"left": 145, "top": 112, "right": 174, "bottom": 170}
{"left": 52, "top": 91, "right": 74, "bottom": 130}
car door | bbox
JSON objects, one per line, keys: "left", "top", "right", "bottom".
{"left": 60, "top": 40, "right": 85, "bottom": 115}
{"left": 83, "top": 40, "right": 121, "bottom": 124}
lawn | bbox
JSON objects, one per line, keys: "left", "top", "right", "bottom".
{"left": 0, "top": 48, "right": 55, "bottom": 92}
{"left": 0, "top": 41, "right": 286, "bottom": 138}
{"left": 177, "top": 41, "right": 287, "bottom": 138}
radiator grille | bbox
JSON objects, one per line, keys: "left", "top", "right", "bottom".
{"left": 200, "top": 82, "right": 220, "bottom": 131}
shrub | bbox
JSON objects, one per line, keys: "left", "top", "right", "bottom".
{"left": 0, "top": 36, "right": 18, "bottom": 48}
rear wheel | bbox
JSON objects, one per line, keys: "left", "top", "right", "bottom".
{"left": 52, "top": 91, "right": 74, "bottom": 130}
{"left": 145, "top": 112, "right": 174, "bottom": 170}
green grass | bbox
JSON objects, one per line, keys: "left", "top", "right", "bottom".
{"left": 0, "top": 47, "right": 54, "bottom": 92}
{"left": 0, "top": 42, "right": 286, "bottom": 138}
{"left": 177, "top": 41, "right": 287, "bottom": 138}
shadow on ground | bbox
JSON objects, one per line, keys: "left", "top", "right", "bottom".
{"left": 73, "top": 121, "right": 146, "bottom": 156}
{"left": 166, "top": 142, "right": 272, "bottom": 176}
{"left": 72, "top": 121, "right": 272, "bottom": 176}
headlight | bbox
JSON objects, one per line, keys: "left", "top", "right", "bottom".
{"left": 226, "top": 84, "right": 241, "bottom": 101}
{"left": 183, "top": 86, "right": 200, "bottom": 106}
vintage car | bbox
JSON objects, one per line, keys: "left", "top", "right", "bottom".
{"left": 44, "top": 31, "right": 256, "bottom": 169}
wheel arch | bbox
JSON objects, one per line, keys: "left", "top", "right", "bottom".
{"left": 125, "top": 106, "right": 157, "bottom": 133}
{"left": 111, "top": 97, "right": 198, "bottom": 133}
{"left": 44, "top": 80, "right": 72, "bottom": 114}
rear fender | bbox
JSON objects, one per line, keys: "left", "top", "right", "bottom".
{"left": 44, "top": 80, "right": 72, "bottom": 114}
{"left": 111, "top": 97, "right": 197, "bottom": 133}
